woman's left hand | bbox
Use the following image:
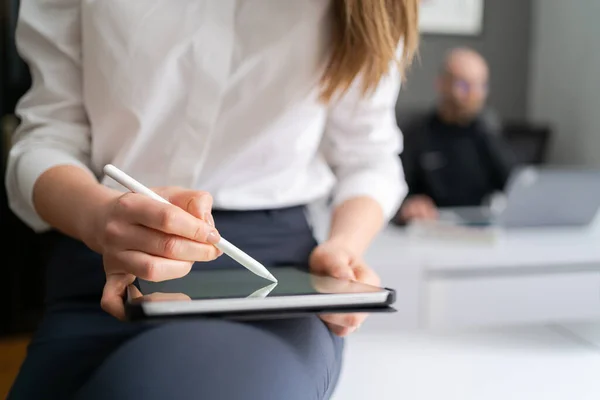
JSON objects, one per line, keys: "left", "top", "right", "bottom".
{"left": 309, "top": 241, "right": 381, "bottom": 337}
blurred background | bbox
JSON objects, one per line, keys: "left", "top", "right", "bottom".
{"left": 397, "top": 0, "right": 599, "bottom": 167}
{"left": 1, "top": 0, "right": 599, "bottom": 399}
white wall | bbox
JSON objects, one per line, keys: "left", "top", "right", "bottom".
{"left": 528, "top": 0, "right": 600, "bottom": 166}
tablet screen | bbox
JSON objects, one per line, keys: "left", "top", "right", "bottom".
{"left": 132, "top": 266, "right": 384, "bottom": 303}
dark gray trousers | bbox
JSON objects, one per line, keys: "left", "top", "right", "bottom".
{"left": 9, "top": 207, "right": 343, "bottom": 399}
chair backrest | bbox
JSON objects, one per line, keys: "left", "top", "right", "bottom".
{"left": 500, "top": 122, "right": 552, "bottom": 165}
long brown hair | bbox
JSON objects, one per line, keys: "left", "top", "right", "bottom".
{"left": 320, "top": 0, "right": 420, "bottom": 102}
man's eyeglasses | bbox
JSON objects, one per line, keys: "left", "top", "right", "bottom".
{"left": 452, "top": 79, "right": 488, "bottom": 95}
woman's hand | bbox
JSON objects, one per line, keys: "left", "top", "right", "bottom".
{"left": 86, "top": 187, "right": 222, "bottom": 320}
{"left": 309, "top": 241, "right": 381, "bottom": 337}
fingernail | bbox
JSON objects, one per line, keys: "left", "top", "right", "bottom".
{"left": 207, "top": 229, "right": 221, "bottom": 245}
{"left": 203, "top": 212, "right": 213, "bottom": 227}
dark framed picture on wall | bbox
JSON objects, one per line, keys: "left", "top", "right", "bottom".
{"left": 419, "top": 0, "right": 484, "bottom": 36}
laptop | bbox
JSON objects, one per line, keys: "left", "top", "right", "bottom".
{"left": 439, "top": 167, "right": 600, "bottom": 228}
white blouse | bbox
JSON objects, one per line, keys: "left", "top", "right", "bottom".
{"left": 6, "top": 0, "right": 406, "bottom": 232}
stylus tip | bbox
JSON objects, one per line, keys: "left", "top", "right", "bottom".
{"left": 266, "top": 273, "right": 278, "bottom": 283}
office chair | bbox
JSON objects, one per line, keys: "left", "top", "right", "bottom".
{"left": 1, "top": 0, "right": 48, "bottom": 336}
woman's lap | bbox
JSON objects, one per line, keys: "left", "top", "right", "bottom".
{"left": 77, "top": 316, "right": 342, "bottom": 399}
{"left": 9, "top": 207, "right": 344, "bottom": 399}
{"left": 9, "top": 304, "right": 142, "bottom": 399}
{"left": 10, "top": 304, "right": 343, "bottom": 399}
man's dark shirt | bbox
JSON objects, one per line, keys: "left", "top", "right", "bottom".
{"left": 400, "top": 110, "right": 515, "bottom": 207}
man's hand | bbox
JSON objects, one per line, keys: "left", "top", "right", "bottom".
{"left": 398, "top": 195, "right": 439, "bottom": 222}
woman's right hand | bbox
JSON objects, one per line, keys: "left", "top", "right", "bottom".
{"left": 87, "top": 187, "right": 222, "bottom": 319}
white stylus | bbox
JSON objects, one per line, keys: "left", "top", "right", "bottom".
{"left": 103, "top": 164, "right": 277, "bottom": 283}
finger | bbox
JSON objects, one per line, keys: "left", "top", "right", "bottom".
{"left": 325, "top": 322, "right": 355, "bottom": 337}
{"left": 422, "top": 196, "right": 436, "bottom": 207}
{"left": 108, "top": 250, "right": 193, "bottom": 282}
{"left": 114, "top": 193, "right": 220, "bottom": 244}
{"left": 126, "top": 284, "right": 191, "bottom": 303}
{"left": 107, "top": 223, "right": 221, "bottom": 262}
{"left": 207, "top": 213, "right": 216, "bottom": 228}
{"left": 101, "top": 273, "right": 135, "bottom": 320}
{"left": 408, "top": 204, "right": 422, "bottom": 219}
{"left": 309, "top": 273, "right": 356, "bottom": 294}
{"left": 415, "top": 201, "right": 435, "bottom": 218}
{"left": 419, "top": 205, "right": 438, "bottom": 220}
{"left": 320, "top": 312, "right": 368, "bottom": 330}
{"left": 418, "top": 197, "right": 438, "bottom": 218}
{"left": 403, "top": 203, "right": 421, "bottom": 220}
{"left": 313, "top": 264, "right": 356, "bottom": 281}
{"left": 400, "top": 207, "right": 412, "bottom": 221}
{"left": 415, "top": 204, "right": 432, "bottom": 219}
{"left": 310, "top": 255, "right": 356, "bottom": 281}
{"left": 403, "top": 203, "right": 416, "bottom": 215}
{"left": 352, "top": 264, "right": 381, "bottom": 287}
{"left": 427, "top": 206, "right": 439, "bottom": 219}
{"left": 142, "top": 292, "right": 192, "bottom": 302}
{"left": 168, "top": 190, "right": 215, "bottom": 226}
{"left": 127, "top": 284, "right": 143, "bottom": 300}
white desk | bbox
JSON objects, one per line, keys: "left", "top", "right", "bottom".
{"left": 332, "top": 325, "right": 600, "bottom": 400}
{"left": 309, "top": 204, "right": 600, "bottom": 330}
{"left": 309, "top": 204, "right": 600, "bottom": 399}
{"left": 366, "top": 224, "right": 600, "bottom": 329}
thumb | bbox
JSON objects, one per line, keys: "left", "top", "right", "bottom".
{"left": 311, "top": 250, "right": 356, "bottom": 281}
{"left": 101, "top": 273, "right": 135, "bottom": 320}
{"left": 327, "top": 263, "right": 356, "bottom": 281}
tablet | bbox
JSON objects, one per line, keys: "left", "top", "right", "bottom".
{"left": 125, "top": 266, "right": 396, "bottom": 321}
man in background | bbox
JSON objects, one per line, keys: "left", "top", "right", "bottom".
{"left": 394, "top": 47, "right": 515, "bottom": 224}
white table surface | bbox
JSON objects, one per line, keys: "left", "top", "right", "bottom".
{"left": 310, "top": 202, "right": 600, "bottom": 272}
{"left": 332, "top": 325, "right": 600, "bottom": 400}
{"left": 364, "top": 221, "right": 600, "bottom": 272}
{"left": 334, "top": 309, "right": 600, "bottom": 400}
{"left": 309, "top": 203, "right": 600, "bottom": 329}
{"left": 308, "top": 204, "right": 600, "bottom": 399}
{"left": 363, "top": 225, "right": 600, "bottom": 329}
